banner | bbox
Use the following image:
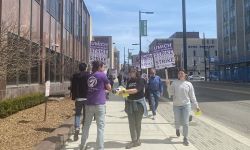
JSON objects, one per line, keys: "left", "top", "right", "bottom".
{"left": 141, "top": 53, "right": 154, "bottom": 69}
{"left": 89, "top": 41, "right": 109, "bottom": 65}
{"left": 140, "top": 20, "right": 147, "bottom": 36}
{"left": 151, "top": 40, "right": 175, "bottom": 69}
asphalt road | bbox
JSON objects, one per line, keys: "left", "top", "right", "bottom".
{"left": 191, "top": 81, "right": 250, "bottom": 139}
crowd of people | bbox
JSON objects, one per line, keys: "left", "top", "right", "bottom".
{"left": 70, "top": 60, "right": 199, "bottom": 150}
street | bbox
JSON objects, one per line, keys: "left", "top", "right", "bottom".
{"left": 159, "top": 81, "right": 250, "bottom": 150}
{"left": 193, "top": 81, "right": 250, "bottom": 139}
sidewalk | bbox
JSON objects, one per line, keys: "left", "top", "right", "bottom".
{"left": 63, "top": 94, "right": 198, "bottom": 150}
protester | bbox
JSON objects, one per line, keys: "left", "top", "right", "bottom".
{"left": 118, "top": 69, "right": 147, "bottom": 149}
{"left": 166, "top": 68, "right": 200, "bottom": 146}
{"left": 70, "top": 63, "right": 89, "bottom": 141}
{"left": 80, "top": 60, "right": 112, "bottom": 150}
{"left": 148, "top": 68, "right": 163, "bottom": 119}
{"left": 117, "top": 72, "right": 122, "bottom": 86}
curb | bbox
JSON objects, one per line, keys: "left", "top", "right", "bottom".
{"left": 33, "top": 117, "right": 74, "bottom": 150}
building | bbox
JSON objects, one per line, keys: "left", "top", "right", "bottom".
{"left": 113, "top": 47, "right": 120, "bottom": 72}
{"left": 149, "top": 32, "right": 218, "bottom": 78}
{"left": 0, "top": 0, "right": 91, "bottom": 100}
{"left": 92, "top": 36, "right": 113, "bottom": 68}
{"left": 217, "top": 0, "right": 250, "bottom": 81}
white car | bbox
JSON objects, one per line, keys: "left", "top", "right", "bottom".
{"left": 188, "top": 75, "right": 205, "bottom": 81}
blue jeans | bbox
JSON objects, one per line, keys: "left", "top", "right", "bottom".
{"left": 80, "top": 105, "right": 105, "bottom": 150}
{"left": 173, "top": 104, "right": 191, "bottom": 138}
{"left": 150, "top": 91, "right": 160, "bottom": 115}
{"left": 75, "top": 101, "right": 85, "bottom": 130}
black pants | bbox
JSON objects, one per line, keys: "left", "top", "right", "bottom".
{"left": 75, "top": 101, "right": 85, "bottom": 129}
{"left": 127, "top": 103, "right": 144, "bottom": 141}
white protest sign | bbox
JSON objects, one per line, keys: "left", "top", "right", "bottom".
{"left": 89, "top": 41, "right": 109, "bottom": 65}
{"left": 141, "top": 53, "right": 154, "bottom": 69}
{"left": 151, "top": 41, "right": 175, "bottom": 69}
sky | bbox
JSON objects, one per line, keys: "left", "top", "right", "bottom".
{"left": 84, "top": 0, "right": 217, "bottom": 63}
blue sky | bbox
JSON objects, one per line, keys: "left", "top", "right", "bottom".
{"left": 84, "top": 0, "right": 217, "bottom": 62}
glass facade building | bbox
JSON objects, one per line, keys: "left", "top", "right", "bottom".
{"left": 0, "top": 0, "right": 91, "bottom": 85}
{"left": 217, "top": 0, "right": 250, "bottom": 81}
{"left": 0, "top": 0, "right": 91, "bottom": 100}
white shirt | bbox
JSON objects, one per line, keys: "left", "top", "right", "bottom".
{"left": 168, "top": 80, "right": 198, "bottom": 107}
{"left": 76, "top": 98, "right": 87, "bottom": 101}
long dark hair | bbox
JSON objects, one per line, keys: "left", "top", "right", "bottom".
{"left": 91, "top": 60, "right": 104, "bottom": 73}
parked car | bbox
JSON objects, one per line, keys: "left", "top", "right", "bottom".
{"left": 188, "top": 75, "right": 205, "bottom": 81}
{"left": 210, "top": 75, "right": 219, "bottom": 81}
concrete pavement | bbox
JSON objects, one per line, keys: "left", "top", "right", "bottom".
{"left": 63, "top": 94, "right": 198, "bottom": 150}
{"left": 158, "top": 98, "right": 250, "bottom": 150}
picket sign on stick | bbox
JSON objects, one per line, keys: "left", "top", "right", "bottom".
{"left": 165, "top": 68, "right": 171, "bottom": 98}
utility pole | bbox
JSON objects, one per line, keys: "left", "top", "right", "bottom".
{"left": 182, "top": 0, "right": 187, "bottom": 71}
{"left": 123, "top": 47, "right": 126, "bottom": 66}
{"left": 203, "top": 33, "right": 207, "bottom": 81}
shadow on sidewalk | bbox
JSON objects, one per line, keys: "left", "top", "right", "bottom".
{"left": 141, "top": 136, "right": 183, "bottom": 145}
{"left": 86, "top": 141, "right": 126, "bottom": 149}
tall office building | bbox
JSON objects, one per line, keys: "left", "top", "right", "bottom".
{"left": 0, "top": 0, "right": 91, "bottom": 100}
{"left": 217, "top": 0, "right": 250, "bottom": 81}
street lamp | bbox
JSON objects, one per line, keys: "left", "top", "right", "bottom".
{"left": 139, "top": 10, "right": 154, "bottom": 73}
{"left": 182, "top": 0, "right": 187, "bottom": 72}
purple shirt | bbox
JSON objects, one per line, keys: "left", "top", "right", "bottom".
{"left": 87, "top": 71, "right": 110, "bottom": 105}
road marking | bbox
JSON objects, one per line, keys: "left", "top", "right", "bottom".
{"left": 195, "top": 86, "right": 250, "bottom": 95}
{"left": 160, "top": 97, "right": 250, "bottom": 147}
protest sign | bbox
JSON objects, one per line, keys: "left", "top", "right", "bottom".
{"left": 141, "top": 53, "right": 154, "bottom": 69}
{"left": 89, "top": 41, "right": 109, "bottom": 65}
{"left": 150, "top": 40, "right": 175, "bottom": 69}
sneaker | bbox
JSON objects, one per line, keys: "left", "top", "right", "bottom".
{"left": 134, "top": 140, "right": 141, "bottom": 147}
{"left": 74, "top": 129, "right": 80, "bottom": 141}
{"left": 183, "top": 137, "right": 189, "bottom": 146}
{"left": 125, "top": 142, "right": 136, "bottom": 149}
{"left": 176, "top": 129, "right": 180, "bottom": 137}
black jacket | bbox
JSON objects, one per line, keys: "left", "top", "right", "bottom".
{"left": 70, "top": 71, "right": 89, "bottom": 100}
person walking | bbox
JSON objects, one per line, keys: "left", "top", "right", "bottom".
{"left": 118, "top": 69, "right": 147, "bottom": 149}
{"left": 166, "top": 68, "right": 200, "bottom": 146}
{"left": 117, "top": 72, "right": 122, "bottom": 86}
{"left": 70, "top": 63, "right": 89, "bottom": 141}
{"left": 148, "top": 68, "right": 163, "bottom": 119}
{"left": 80, "top": 60, "right": 112, "bottom": 150}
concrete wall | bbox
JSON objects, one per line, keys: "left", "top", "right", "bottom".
{"left": 3, "top": 82, "right": 71, "bottom": 100}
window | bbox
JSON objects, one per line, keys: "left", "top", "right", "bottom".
{"left": 193, "top": 50, "right": 196, "bottom": 57}
{"left": 64, "top": 0, "right": 73, "bottom": 32}
{"left": 47, "top": 0, "right": 60, "bottom": 21}
{"left": 215, "top": 50, "right": 218, "bottom": 56}
{"left": 32, "top": 1, "right": 40, "bottom": 43}
{"left": 246, "top": 42, "right": 250, "bottom": 51}
{"left": 35, "top": 0, "right": 41, "bottom": 4}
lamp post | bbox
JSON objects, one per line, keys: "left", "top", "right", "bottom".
{"left": 203, "top": 33, "right": 207, "bottom": 81}
{"left": 182, "top": 0, "right": 187, "bottom": 71}
{"left": 139, "top": 11, "right": 153, "bottom": 73}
